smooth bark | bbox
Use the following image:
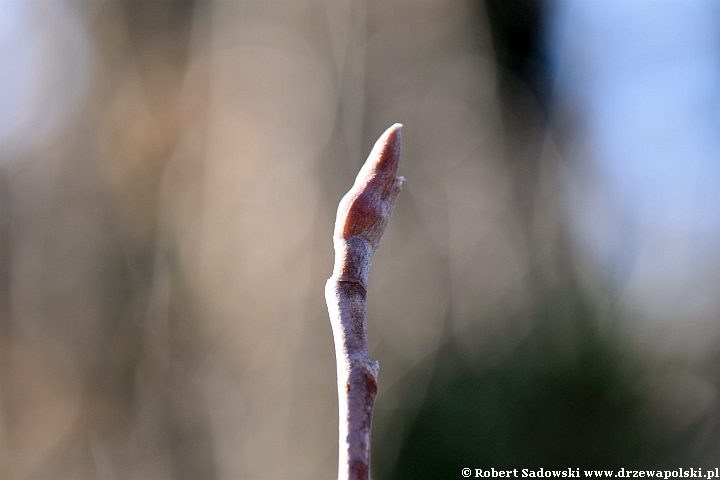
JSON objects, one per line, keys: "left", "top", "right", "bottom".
{"left": 325, "top": 124, "right": 403, "bottom": 480}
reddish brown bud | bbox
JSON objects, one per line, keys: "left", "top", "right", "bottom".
{"left": 335, "top": 123, "right": 404, "bottom": 250}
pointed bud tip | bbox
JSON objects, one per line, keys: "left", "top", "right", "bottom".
{"left": 363, "top": 123, "right": 402, "bottom": 181}
{"left": 381, "top": 123, "right": 402, "bottom": 154}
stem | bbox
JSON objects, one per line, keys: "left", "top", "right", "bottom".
{"left": 325, "top": 124, "right": 403, "bottom": 480}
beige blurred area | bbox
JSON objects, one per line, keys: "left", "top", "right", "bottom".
{"left": 0, "top": 0, "right": 561, "bottom": 478}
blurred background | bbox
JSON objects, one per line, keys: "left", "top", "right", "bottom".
{"left": 1, "top": 0, "right": 720, "bottom": 477}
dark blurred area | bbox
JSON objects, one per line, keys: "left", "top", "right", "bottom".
{"left": 1, "top": 0, "right": 720, "bottom": 478}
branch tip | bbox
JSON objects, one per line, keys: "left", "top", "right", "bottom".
{"left": 327, "top": 123, "right": 404, "bottom": 480}
{"left": 336, "top": 124, "right": 404, "bottom": 249}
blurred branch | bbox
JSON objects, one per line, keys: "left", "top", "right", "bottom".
{"left": 325, "top": 124, "right": 404, "bottom": 480}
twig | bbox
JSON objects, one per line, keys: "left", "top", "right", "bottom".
{"left": 325, "top": 124, "right": 404, "bottom": 480}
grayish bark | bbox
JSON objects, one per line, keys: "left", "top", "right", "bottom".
{"left": 325, "top": 124, "right": 403, "bottom": 480}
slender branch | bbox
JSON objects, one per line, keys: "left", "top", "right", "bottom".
{"left": 325, "top": 124, "right": 403, "bottom": 480}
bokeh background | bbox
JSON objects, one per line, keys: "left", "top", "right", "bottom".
{"left": 2, "top": 0, "right": 720, "bottom": 478}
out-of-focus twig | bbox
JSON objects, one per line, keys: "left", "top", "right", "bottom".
{"left": 325, "top": 124, "right": 404, "bottom": 480}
